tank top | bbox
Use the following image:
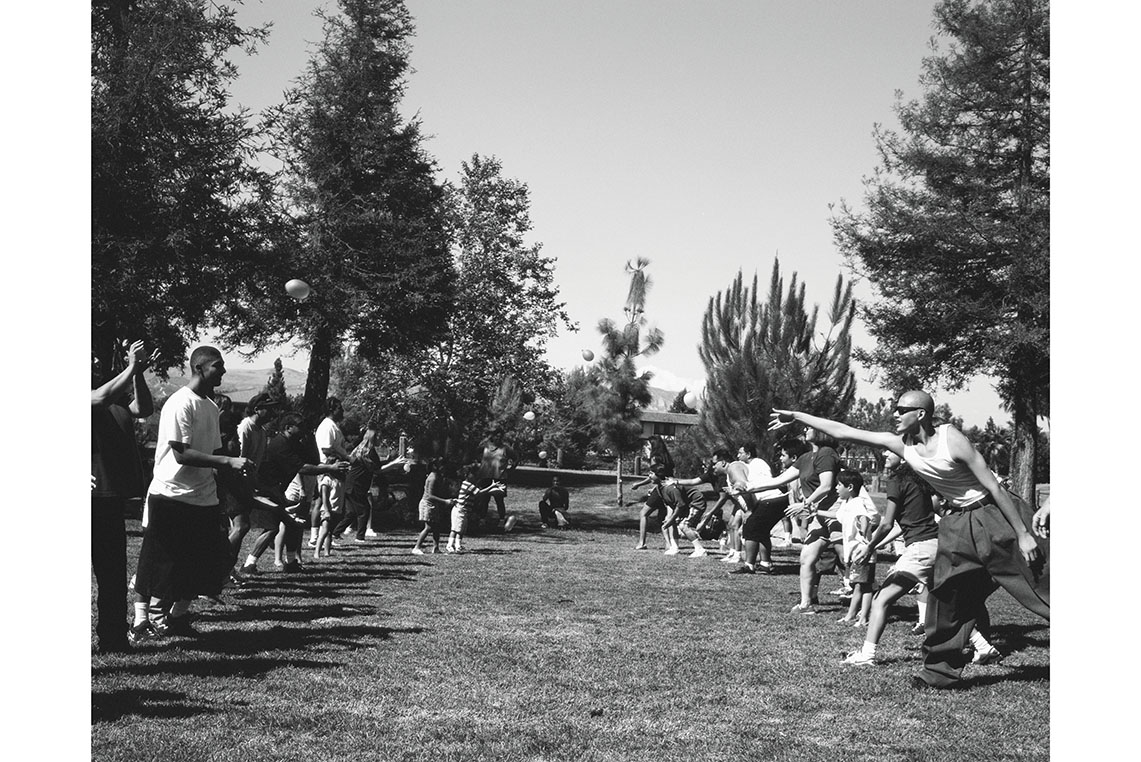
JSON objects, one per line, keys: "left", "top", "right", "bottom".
{"left": 902, "top": 424, "right": 987, "bottom": 509}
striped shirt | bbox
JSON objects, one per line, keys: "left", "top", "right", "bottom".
{"left": 454, "top": 479, "right": 479, "bottom": 516}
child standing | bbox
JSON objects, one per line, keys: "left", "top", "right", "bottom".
{"left": 448, "top": 465, "right": 499, "bottom": 553}
{"left": 825, "top": 469, "right": 880, "bottom": 626}
{"left": 313, "top": 466, "right": 343, "bottom": 559}
{"left": 412, "top": 460, "right": 453, "bottom": 554}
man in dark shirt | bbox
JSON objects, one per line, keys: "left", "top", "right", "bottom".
{"left": 91, "top": 339, "right": 153, "bottom": 653}
{"left": 244, "top": 413, "right": 347, "bottom": 573}
{"left": 538, "top": 476, "right": 570, "bottom": 528}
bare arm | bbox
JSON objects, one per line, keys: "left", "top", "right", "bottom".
{"left": 769, "top": 410, "right": 904, "bottom": 455}
{"left": 91, "top": 340, "right": 150, "bottom": 412}
{"left": 853, "top": 495, "right": 900, "bottom": 565}
{"left": 169, "top": 441, "right": 249, "bottom": 473}
{"left": 740, "top": 466, "right": 800, "bottom": 494}
{"left": 945, "top": 426, "right": 1041, "bottom": 564}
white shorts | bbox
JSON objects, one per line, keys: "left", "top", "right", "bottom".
{"left": 451, "top": 505, "right": 468, "bottom": 534}
{"left": 887, "top": 537, "right": 939, "bottom": 590}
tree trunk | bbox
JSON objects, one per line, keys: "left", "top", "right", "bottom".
{"left": 303, "top": 324, "right": 335, "bottom": 424}
{"left": 616, "top": 453, "right": 624, "bottom": 505}
{"left": 1009, "top": 395, "right": 1037, "bottom": 505}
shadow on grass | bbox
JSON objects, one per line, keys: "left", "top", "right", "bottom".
{"left": 964, "top": 663, "right": 1050, "bottom": 688}
{"left": 991, "top": 622, "right": 1050, "bottom": 652}
{"left": 92, "top": 687, "right": 222, "bottom": 724}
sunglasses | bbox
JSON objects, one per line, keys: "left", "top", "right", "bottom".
{"left": 894, "top": 405, "right": 923, "bottom": 415}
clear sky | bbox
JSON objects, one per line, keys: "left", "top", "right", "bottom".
{"left": 221, "top": 0, "right": 1012, "bottom": 426}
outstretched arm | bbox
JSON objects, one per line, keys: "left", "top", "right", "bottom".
{"left": 769, "top": 410, "right": 903, "bottom": 455}
{"left": 741, "top": 466, "right": 800, "bottom": 494}
{"left": 945, "top": 427, "right": 1042, "bottom": 565}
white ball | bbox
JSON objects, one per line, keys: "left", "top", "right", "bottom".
{"left": 523, "top": 411, "right": 536, "bottom": 421}
{"left": 683, "top": 391, "right": 699, "bottom": 409}
{"left": 538, "top": 451, "right": 548, "bottom": 460}
{"left": 285, "top": 279, "right": 311, "bottom": 301}
{"left": 581, "top": 349, "right": 595, "bottom": 362}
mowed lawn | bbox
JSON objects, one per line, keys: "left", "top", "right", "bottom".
{"left": 92, "top": 481, "right": 1050, "bottom": 762}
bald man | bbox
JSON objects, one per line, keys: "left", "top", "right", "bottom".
{"left": 769, "top": 391, "right": 1048, "bottom": 690}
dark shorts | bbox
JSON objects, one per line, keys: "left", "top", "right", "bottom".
{"left": 250, "top": 504, "right": 284, "bottom": 532}
{"left": 805, "top": 517, "right": 843, "bottom": 545}
{"left": 643, "top": 488, "right": 666, "bottom": 521}
{"left": 848, "top": 560, "right": 876, "bottom": 586}
{"left": 135, "top": 494, "right": 231, "bottom": 601}
{"left": 742, "top": 493, "right": 789, "bottom": 542}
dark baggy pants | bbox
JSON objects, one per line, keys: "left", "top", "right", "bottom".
{"left": 92, "top": 496, "right": 129, "bottom": 651}
{"left": 918, "top": 495, "right": 1050, "bottom": 688}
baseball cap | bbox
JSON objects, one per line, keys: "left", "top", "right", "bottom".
{"left": 249, "top": 393, "right": 284, "bottom": 410}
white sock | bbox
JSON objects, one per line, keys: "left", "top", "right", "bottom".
{"left": 133, "top": 602, "right": 149, "bottom": 627}
{"left": 917, "top": 600, "right": 927, "bottom": 624}
{"left": 861, "top": 640, "right": 877, "bottom": 657}
{"left": 244, "top": 554, "right": 258, "bottom": 567}
{"left": 969, "top": 629, "right": 992, "bottom": 651}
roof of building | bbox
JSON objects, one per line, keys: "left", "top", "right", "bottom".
{"left": 640, "top": 410, "right": 699, "bottom": 425}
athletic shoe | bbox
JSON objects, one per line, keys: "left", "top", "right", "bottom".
{"left": 411, "top": 547, "right": 425, "bottom": 555}
{"left": 911, "top": 622, "right": 926, "bottom": 635}
{"left": 756, "top": 563, "right": 774, "bottom": 575}
{"left": 790, "top": 603, "right": 817, "bottom": 615}
{"left": 663, "top": 547, "right": 681, "bottom": 556}
{"left": 365, "top": 529, "right": 380, "bottom": 538}
{"left": 720, "top": 551, "right": 741, "bottom": 564}
{"left": 228, "top": 572, "right": 248, "bottom": 588}
{"left": 972, "top": 645, "right": 1003, "bottom": 665}
{"left": 307, "top": 538, "right": 318, "bottom": 547}
{"left": 240, "top": 563, "right": 259, "bottom": 576}
{"left": 688, "top": 547, "right": 708, "bottom": 558}
{"left": 165, "top": 615, "right": 199, "bottom": 638}
{"left": 633, "top": 544, "right": 648, "bottom": 551}
{"left": 127, "top": 621, "right": 160, "bottom": 645}
{"left": 282, "top": 561, "right": 304, "bottom": 574}
{"left": 728, "top": 566, "right": 755, "bottom": 575}
{"left": 842, "top": 650, "right": 876, "bottom": 666}
{"left": 829, "top": 585, "right": 854, "bottom": 597}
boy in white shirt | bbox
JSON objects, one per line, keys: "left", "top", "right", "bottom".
{"left": 821, "top": 469, "right": 880, "bottom": 626}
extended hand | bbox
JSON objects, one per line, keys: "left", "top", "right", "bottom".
{"left": 768, "top": 409, "right": 796, "bottom": 432}
{"left": 1018, "top": 532, "right": 1042, "bottom": 565}
{"left": 1031, "top": 502, "right": 1050, "bottom": 539}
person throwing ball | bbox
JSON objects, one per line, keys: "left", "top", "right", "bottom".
{"left": 768, "top": 391, "right": 1048, "bottom": 690}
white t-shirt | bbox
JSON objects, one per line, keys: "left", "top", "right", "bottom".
{"left": 836, "top": 494, "right": 881, "bottom": 565}
{"left": 315, "top": 417, "right": 346, "bottom": 460}
{"left": 237, "top": 417, "right": 267, "bottom": 466}
{"left": 745, "top": 457, "right": 781, "bottom": 500}
{"left": 148, "top": 386, "right": 222, "bottom": 506}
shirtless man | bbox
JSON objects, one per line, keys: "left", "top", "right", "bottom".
{"left": 474, "top": 428, "right": 517, "bottom": 531}
{"left": 769, "top": 391, "right": 1048, "bottom": 689}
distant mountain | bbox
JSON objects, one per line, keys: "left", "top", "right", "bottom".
{"left": 146, "top": 369, "right": 682, "bottom": 411}
{"left": 146, "top": 367, "right": 308, "bottom": 403}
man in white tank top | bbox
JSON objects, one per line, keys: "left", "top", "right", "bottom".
{"left": 769, "top": 390, "right": 1048, "bottom": 690}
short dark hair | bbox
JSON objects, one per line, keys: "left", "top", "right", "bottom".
{"left": 837, "top": 469, "right": 864, "bottom": 495}
{"left": 807, "top": 428, "right": 839, "bottom": 449}
{"left": 325, "top": 397, "right": 342, "bottom": 416}
{"left": 778, "top": 438, "right": 810, "bottom": 459}
{"left": 278, "top": 412, "right": 304, "bottom": 430}
{"left": 189, "top": 345, "right": 222, "bottom": 374}
{"left": 712, "top": 447, "right": 734, "bottom": 462}
{"left": 739, "top": 442, "right": 757, "bottom": 458}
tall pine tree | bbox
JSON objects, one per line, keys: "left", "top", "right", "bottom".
{"left": 696, "top": 260, "right": 856, "bottom": 457}
{"left": 831, "top": 0, "right": 1049, "bottom": 499}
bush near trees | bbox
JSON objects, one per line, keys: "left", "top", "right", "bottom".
{"left": 694, "top": 260, "right": 856, "bottom": 460}
{"left": 832, "top": 0, "right": 1050, "bottom": 501}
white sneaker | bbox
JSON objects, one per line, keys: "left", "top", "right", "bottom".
{"left": 721, "top": 551, "right": 740, "bottom": 563}
{"left": 365, "top": 529, "right": 379, "bottom": 538}
{"left": 307, "top": 538, "right": 317, "bottom": 547}
{"left": 411, "top": 547, "right": 424, "bottom": 555}
{"left": 663, "top": 547, "right": 680, "bottom": 556}
{"left": 842, "top": 650, "right": 876, "bottom": 666}
{"left": 972, "top": 645, "right": 1003, "bottom": 665}
{"left": 688, "top": 547, "right": 708, "bottom": 558}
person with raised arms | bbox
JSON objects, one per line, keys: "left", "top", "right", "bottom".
{"left": 769, "top": 391, "right": 1048, "bottom": 690}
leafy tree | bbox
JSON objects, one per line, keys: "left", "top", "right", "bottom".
{"left": 261, "top": 357, "right": 288, "bottom": 402}
{"left": 964, "top": 417, "right": 1011, "bottom": 477}
{"left": 695, "top": 260, "right": 856, "bottom": 459}
{"left": 91, "top": 0, "right": 274, "bottom": 376}
{"left": 670, "top": 389, "right": 698, "bottom": 414}
{"left": 587, "top": 259, "right": 664, "bottom": 502}
{"left": 228, "top": 0, "right": 456, "bottom": 421}
{"left": 831, "top": 0, "right": 1049, "bottom": 500}
{"left": 843, "top": 397, "right": 896, "bottom": 474}
{"left": 325, "top": 154, "right": 574, "bottom": 458}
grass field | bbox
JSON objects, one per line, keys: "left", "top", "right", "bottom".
{"left": 91, "top": 481, "right": 1050, "bottom": 761}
